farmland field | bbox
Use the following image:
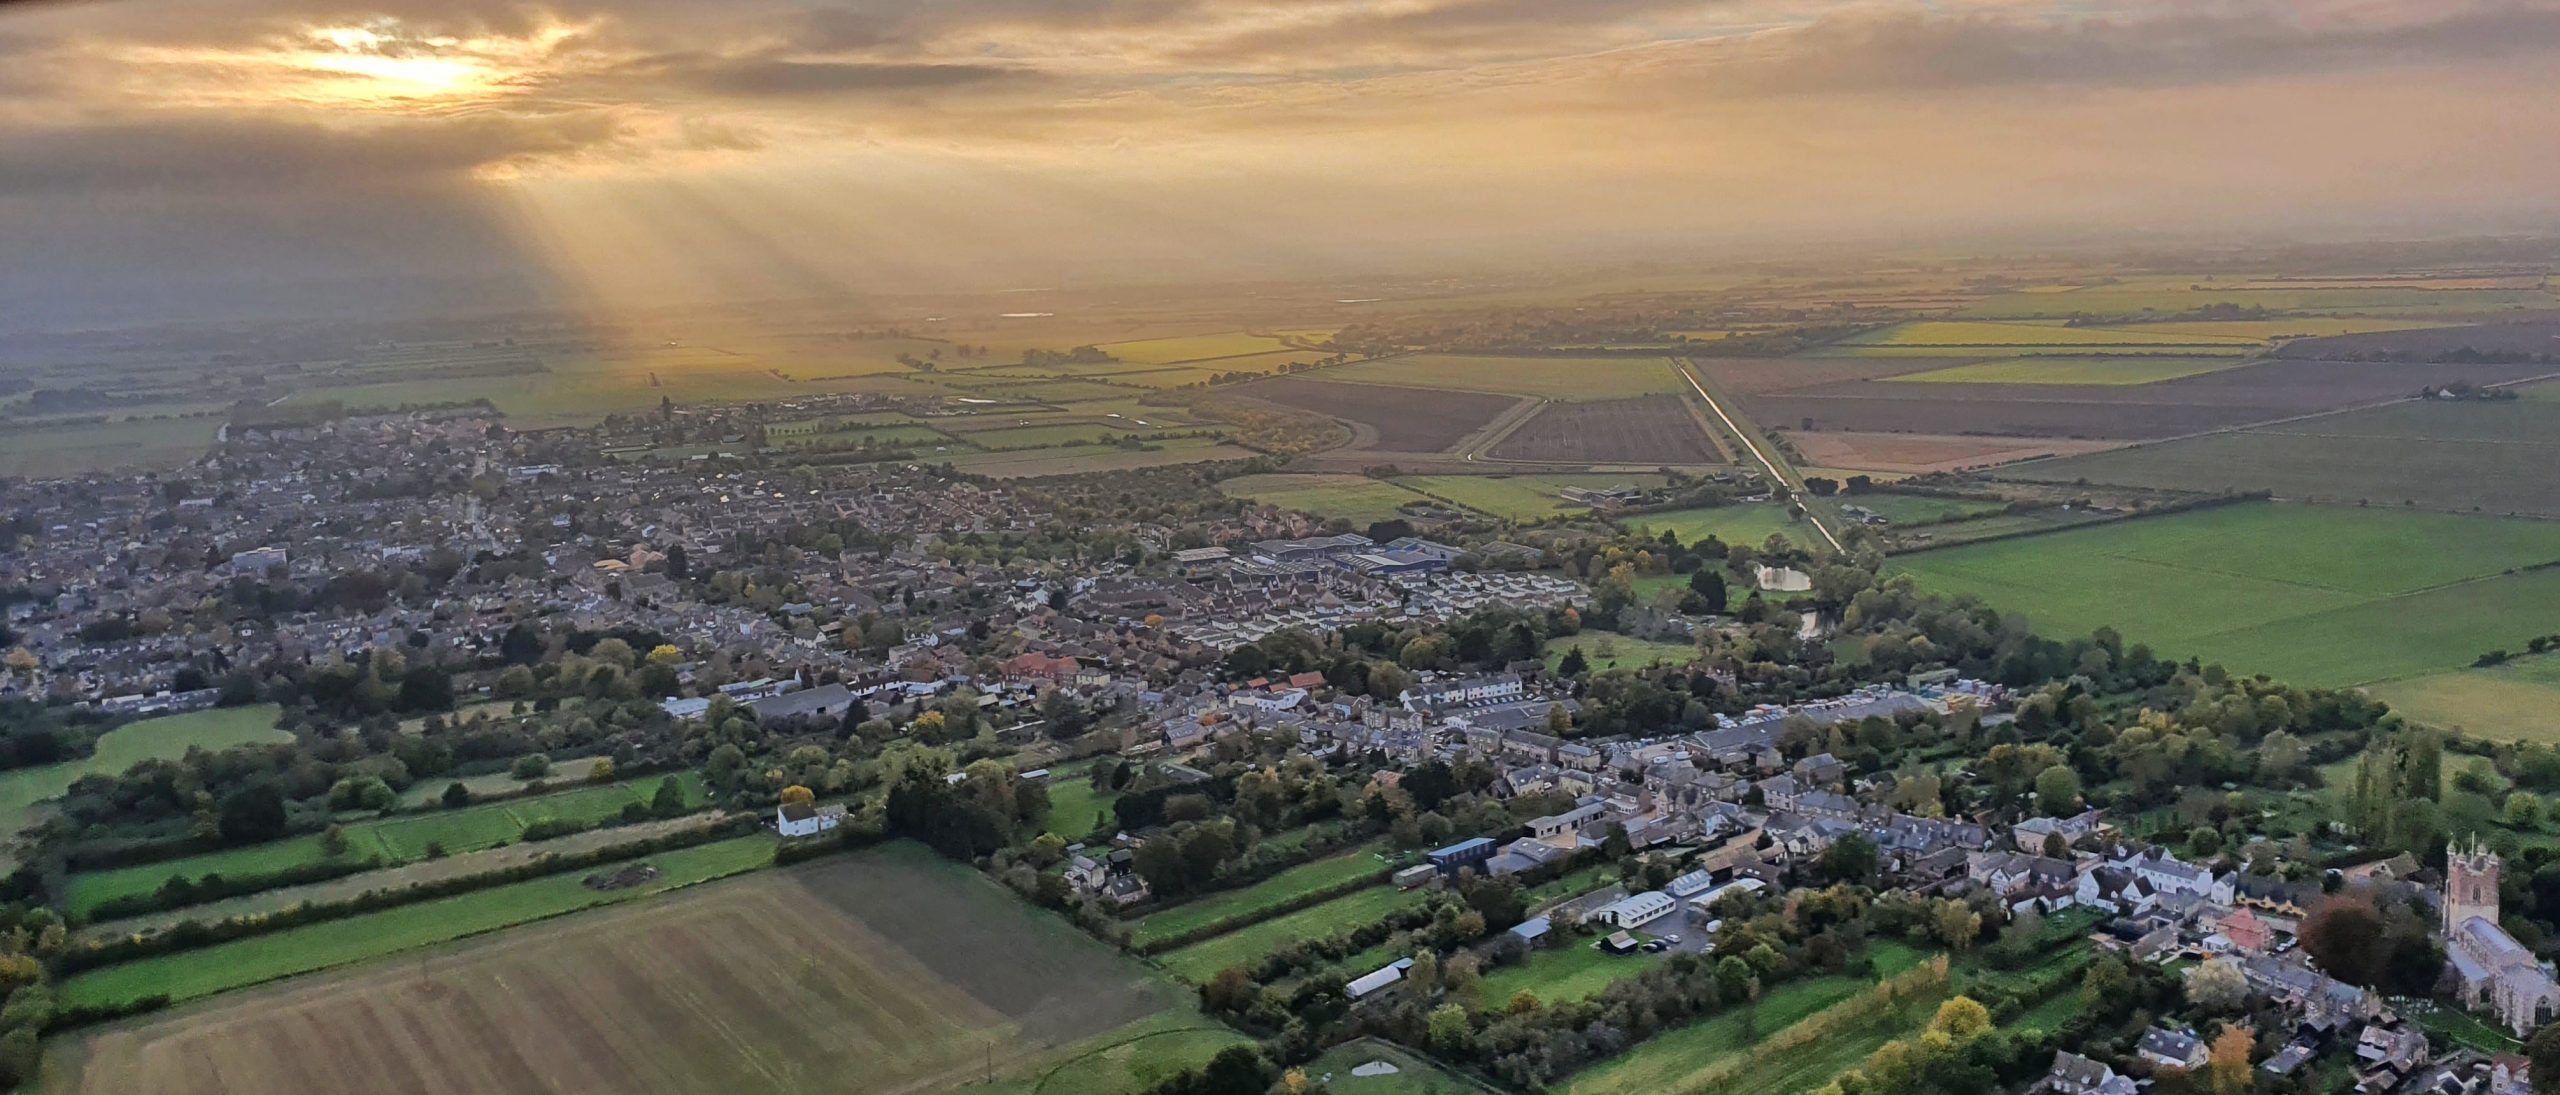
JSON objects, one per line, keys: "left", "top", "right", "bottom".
{"left": 1157, "top": 883, "right": 1427, "bottom": 983}
{"left": 1326, "top": 355, "right": 1684, "bottom": 401}
{"left": 1840, "top": 493, "right": 2007, "bottom": 524}
{"left": 1545, "top": 636, "right": 1698, "bottom": 673}
{"left": 1785, "top": 431, "right": 2115, "bottom": 475}
{"left": 1892, "top": 503, "right": 2560, "bottom": 686}
{"left": 1996, "top": 385, "right": 2560, "bottom": 518}
{"left": 1130, "top": 843, "right": 1390, "bottom": 949}
{"left": 1883, "top": 356, "right": 2249, "bottom": 385}
{"left": 1953, "top": 286, "right": 2553, "bottom": 318}
{"left": 0, "top": 704, "right": 287, "bottom": 841}
{"left": 1487, "top": 395, "right": 1724, "bottom": 464}
{"left": 1244, "top": 378, "right": 1520, "bottom": 453}
{"left": 2364, "top": 655, "right": 2560, "bottom": 744}
{"left": 1096, "top": 333, "right": 1296, "bottom": 364}
{"left": 49, "top": 843, "right": 1188, "bottom": 1095}
{"left": 1840, "top": 320, "right": 2261, "bottom": 349}
{"left": 1220, "top": 473, "right": 1432, "bottom": 525}
{"left": 0, "top": 415, "right": 227, "bottom": 478}
{"left": 1563, "top": 972, "right": 1882, "bottom": 1095}
{"left": 63, "top": 772, "right": 710, "bottom": 917}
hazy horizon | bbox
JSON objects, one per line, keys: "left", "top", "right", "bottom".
{"left": 7, "top": 0, "right": 2560, "bottom": 327}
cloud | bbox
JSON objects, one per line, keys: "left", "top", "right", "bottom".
{"left": 631, "top": 53, "right": 1044, "bottom": 98}
{"left": 0, "top": 111, "right": 629, "bottom": 195}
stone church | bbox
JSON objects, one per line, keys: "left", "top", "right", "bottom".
{"left": 2443, "top": 840, "right": 2560, "bottom": 1035}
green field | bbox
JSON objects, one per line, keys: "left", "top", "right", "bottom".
{"left": 1893, "top": 503, "right": 2560, "bottom": 686}
{"left": 1564, "top": 973, "right": 1881, "bottom": 1095}
{"left": 1883, "top": 355, "right": 2249, "bottom": 385}
{"left": 1395, "top": 475, "right": 1667, "bottom": 521}
{"left": 1306, "top": 1039, "right": 1490, "bottom": 1094}
{"left": 1998, "top": 386, "right": 2560, "bottom": 519}
{"left": 1955, "top": 286, "right": 2552, "bottom": 319}
{"left": 1841, "top": 494, "right": 2007, "bottom": 524}
{"left": 771, "top": 424, "right": 951, "bottom": 448}
{"left": 1131, "top": 843, "right": 1391, "bottom": 949}
{"left": 2366, "top": 654, "right": 2560, "bottom": 744}
{"left": 969, "top": 1012, "right": 1255, "bottom": 1095}
{"left": 63, "top": 772, "right": 709, "bottom": 917}
{"left": 1478, "top": 940, "right": 1656, "bottom": 1009}
{"left": 0, "top": 705, "right": 287, "bottom": 840}
{"left": 0, "top": 415, "right": 228, "bottom": 478}
{"left": 1330, "top": 356, "right": 1683, "bottom": 401}
{"left": 59, "top": 833, "right": 777, "bottom": 1009}
{"left": 1157, "top": 883, "right": 1426, "bottom": 983}
{"left": 939, "top": 437, "right": 1254, "bottom": 478}
{"left": 1221, "top": 473, "right": 1432, "bottom": 525}
{"left": 1623, "top": 503, "right": 1805, "bottom": 549}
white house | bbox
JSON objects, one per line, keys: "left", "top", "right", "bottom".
{"left": 777, "top": 801, "right": 845, "bottom": 838}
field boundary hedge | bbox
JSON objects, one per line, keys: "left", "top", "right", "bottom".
{"left": 1135, "top": 870, "right": 1391, "bottom": 956}
{"left": 59, "top": 815, "right": 760, "bottom": 974}
{"left": 1672, "top": 956, "right": 1952, "bottom": 1095}
{"left": 1883, "top": 491, "right": 2271, "bottom": 557}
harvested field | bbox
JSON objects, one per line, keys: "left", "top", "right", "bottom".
{"left": 1883, "top": 356, "right": 2249, "bottom": 385}
{"left": 2268, "top": 319, "right": 2560, "bottom": 360}
{"left": 50, "top": 843, "right": 1184, "bottom": 1095}
{"left": 1326, "top": 355, "right": 1683, "bottom": 401}
{"left": 1489, "top": 395, "right": 1723, "bottom": 464}
{"left": 1783, "top": 431, "right": 2116, "bottom": 474}
{"left": 1688, "top": 357, "right": 1964, "bottom": 395}
{"left": 1244, "top": 377, "right": 1520, "bottom": 453}
{"left": 1995, "top": 384, "right": 2560, "bottom": 518}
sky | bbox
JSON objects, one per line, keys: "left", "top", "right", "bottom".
{"left": 5, "top": 0, "right": 2560, "bottom": 327}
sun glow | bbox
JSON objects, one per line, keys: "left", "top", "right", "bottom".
{"left": 113, "top": 18, "right": 595, "bottom": 113}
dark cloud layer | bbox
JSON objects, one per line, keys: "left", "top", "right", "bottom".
{"left": 0, "top": 112, "right": 627, "bottom": 195}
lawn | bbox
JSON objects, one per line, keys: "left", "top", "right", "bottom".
{"left": 970, "top": 1011, "right": 1253, "bottom": 1095}
{"left": 1037, "top": 763, "right": 1123, "bottom": 841}
{"left": 1477, "top": 940, "right": 1656, "bottom": 1009}
{"left": 2366, "top": 654, "right": 2560, "bottom": 743}
{"left": 1883, "top": 356, "right": 2249, "bottom": 385}
{"left": 1306, "top": 1038, "right": 1492, "bottom": 1094}
{"left": 60, "top": 833, "right": 779, "bottom": 1009}
{"left": 1131, "top": 843, "right": 1392, "bottom": 948}
{"left": 1221, "top": 473, "right": 1432, "bottom": 525}
{"left": 1330, "top": 356, "right": 1684, "bottom": 401}
{"left": 53, "top": 842, "right": 1188, "bottom": 1095}
{"left": 1546, "top": 636, "right": 1698, "bottom": 672}
{"left": 1622, "top": 503, "right": 1805, "bottom": 550}
{"left": 1157, "top": 884, "right": 1428, "bottom": 983}
{"left": 1892, "top": 503, "right": 2560, "bottom": 687}
{"left": 63, "top": 772, "right": 709, "bottom": 917}
{"left": 0, "top": 704, "right": 287, "bottom": 841}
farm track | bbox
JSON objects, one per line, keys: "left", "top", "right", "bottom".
{"left": 1676, "top": 358, "right": 1844, "bottom": 553}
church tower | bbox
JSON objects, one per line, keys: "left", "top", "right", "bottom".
{"left": 2445, "top": 837, "right": 2503, "bottom": 935}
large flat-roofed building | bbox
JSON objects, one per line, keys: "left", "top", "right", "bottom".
{"left": 1590, "top": 890, "right": 1676, "bottom": 930}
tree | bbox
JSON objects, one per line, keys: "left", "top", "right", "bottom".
{"left": 780, "top": 785, "right": 815, "bottom": 806}
{"left": 321, "top": 823, "right": 350, "bottom": 856}
{"left": 1557, "top": 646, "right": 1589, "bottom": 677}
{"left": 1688, "top": 569, "right": 1729, "bottom": 613}
{"left": 587, "top": 757, "right": 615, "bottom": 784}
{"left": 2207, "top": 1024, "right": 2254, "bottom": 1095}
{"left": 511, "top": 753, "right": 552, "bottom": 780}
{"left": 1928, "top": 996, "right": 1993, "bottom": 1041}
{"left": 2301, "top": 895, "right": 2388, "bottom": 986}
{"left": 1426, "top": 1002, "right": 1472, "bottom": 1054}
{"left": 217, "top": 782, "right": 288, "bottom": 845}
{"left": 1819, "top": 832, "right": 1879, "bottom": 885}
{"left": 442, "top": 781, "right": 471, "bottom": 808}
{"left": 1932, "top": 900, "right": 1981, "bottom": 950}
{"left": 2186, "top": 957, "right": 2248, "bottom": 1012}
{"left": 1716, "top": 955, "right": 1757, "bottom": 998}
{"left": 2524, "top": 1020, "right": 2560, "bottom": 1094}
{"left": 2033, "top": 765, "right": 2082, "bottom": 816}
{"left": 650, "top": 776, "right": 688, "bottom": 817}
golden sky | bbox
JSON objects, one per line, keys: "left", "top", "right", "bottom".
{"left": 5, "top": 0, "right": 2560, "bottom": 324}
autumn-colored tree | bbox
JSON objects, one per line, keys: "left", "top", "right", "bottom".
{"left": 779, "top": 785, "right": 815, "bottom": 806}
{"left": 588, "top": 757, "right": 615, "bottom": 783}
{"left": 2207, "top": 1024, "right": 2254, "bottom": 1095}
{"left": 1929, "top": 995, "right": 1993, "bottom": 1040}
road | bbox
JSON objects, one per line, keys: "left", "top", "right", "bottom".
{"left": 1675, "top": 358, "right": 1845, "bottom": 554}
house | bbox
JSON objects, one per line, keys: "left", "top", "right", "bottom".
{"left": 2043, "top": 1051, "right": 2138, "bottom": 1095}
{"left": 777, "top": 801, "right": 845, "bottom": 838}
{"left": 2356, "top": 1022, "right": 2430, "bottom": 1078}
{"left": 2137, "top": 1027, "right": 2210, "bottom": 1072}
{"left": 1589, "top": 890, "right": 1676, "bottom": 930}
